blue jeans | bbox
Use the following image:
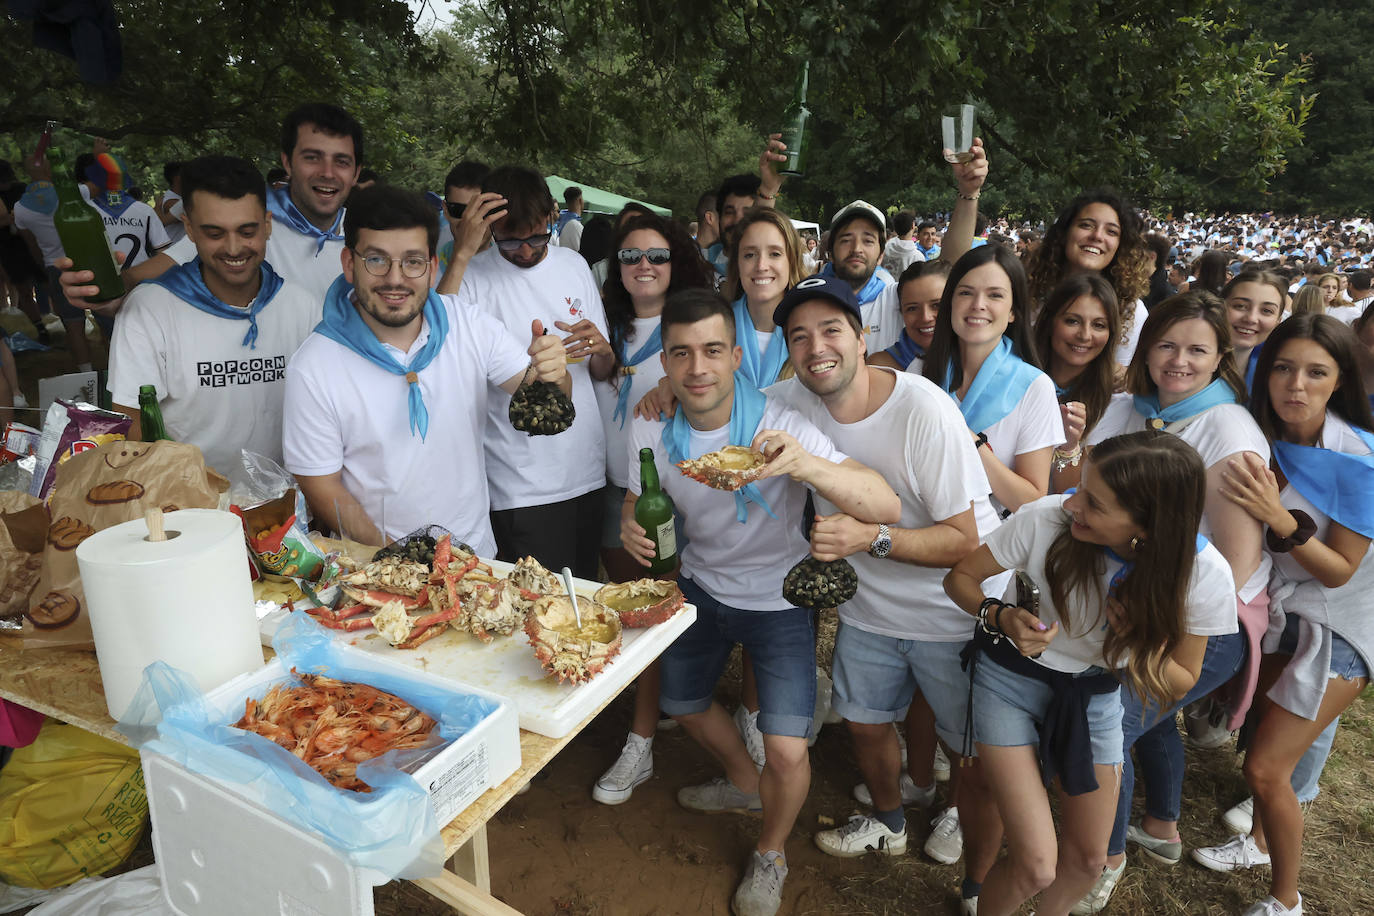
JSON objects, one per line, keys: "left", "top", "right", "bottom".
{"left": 1110, "top": 631, "right": 1245, "bottom": 856}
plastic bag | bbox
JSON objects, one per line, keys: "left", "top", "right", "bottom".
{"left": 21, "top": 865, "right": 171, "bottom": 915}
{"left": 226, "top": 450, "right": 308, "bottom": 527}
{"left": 118, "top": 611, "right": 498, "bottom": 883}
{"left": 0, "top": 722, "right": 147, "bottom": 890}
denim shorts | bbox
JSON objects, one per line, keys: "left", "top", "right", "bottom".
{"left": 973, "top": 654, "right": 1124, "bottom": 767}
{"left": 660, "top": 576, "right": 816, "bottom": 738}
{"left": 1276, "top": 612, "right": 1370, "bottom": 681}
{"left": 831, "top": 621, "right": 969, "bottom": 751}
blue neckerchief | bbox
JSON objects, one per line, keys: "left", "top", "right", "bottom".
{"left": 732, "top": 296, "right": 788, "bottom": 388}
{"left": 89, "top": 191, "right": 134, "bottom": 220}
{"left": 917, "top": 243, "right": 940, "bottom": 260}
{"left": 707, "top": 241, "right": 728, "bottom": 277}
{"left": 1102, "top": 534, "right": 1209, "bottom": 628}
{"left": 1244, "top": 346, "right": 1263, "bottom": 395}
{"left": 661, "top": 372, "right": 776, "bottom": 523}
{"left": 146, "top": 257, "right": 283, "bottom": 349}
{"left": 555, "top": 210, "right": 580, "bottom": 233}
{"left": 1132, "top": 377, "right": 1238, "bottom": 429}
{"left": 885, "top": 330, "right": 924, "bottom": 370}
{"left": 20, "top": 181, "right": 56, "bottom": 215}
{"left": 266, "top": 186, "right": 343, "bottom": 256}
{"left": 942, "top": 336, "right": 1043, "bottom": 433}
{"left": 314, "top": 276, "right": 449, "bottom": 441}
{"left": 819, "top": 261, "right": 894, "bottom": 306}
{"left": 1273, "top": 425, "right": 1374, "bottom": 538}
{"left": 613, "top": 322, "right": 663, "bottom": 428}
{"left": 1054, "top": 381, "right": 1070, "bottom": 399}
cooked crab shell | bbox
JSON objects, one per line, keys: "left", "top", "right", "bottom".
{"left": 459, "top": 579, "right": 527, "bottom": 643}
{"left": 524, "top": 595, "right": 623, "bottom": 684}
{"left": 507, "top": 555, "right": 565, "bottom": 597}
{"left": 336, "top": 554, "right": 429, "bottom": 597}
{"left": 593, "top": 579, "right": 685, "bottom": 628}
{"left": 676, "top": 445, "right": 767, "bottom": 491}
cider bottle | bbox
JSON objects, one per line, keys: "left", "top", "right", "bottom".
{"left": 137, "top": 385, "right": 171, "bottom": 442}
{"left": 779, "top": 60, "right": 811, "bottom": 177}
{"left": 52, "top": 164, "right": 124, "bottom": 303}
{"left": 634, "top": 448, "right": 677, "bottom": 575}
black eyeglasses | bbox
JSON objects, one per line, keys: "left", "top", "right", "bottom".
{"left": 617, "top": 247, "right": 671, "bottom": 266}
{"left": 351, "top": 248, "right": 431, "bottom": 278}
{"left": 493, "top": 232, "right": 553, "bottom": 253}
{"left": 445, "top": 200, "right": 467, "bottom": 220}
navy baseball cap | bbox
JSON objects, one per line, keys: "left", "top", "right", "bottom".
{"left": 773, "top": 274, "right": 862, "bottom": 329}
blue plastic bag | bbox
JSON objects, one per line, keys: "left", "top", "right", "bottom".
{"left": 118, "top": 611, "right": 497, "bottom": 883}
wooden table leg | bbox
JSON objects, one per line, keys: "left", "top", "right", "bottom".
{"left": 445, "top": 823, "right": 491, "bottom": 894}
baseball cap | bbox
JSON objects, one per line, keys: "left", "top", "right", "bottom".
{"left": 773, "top": 274, "right": 861, "bottom": 329}
{"left": 830, "top": 199, "right": 886, "bottom": 235}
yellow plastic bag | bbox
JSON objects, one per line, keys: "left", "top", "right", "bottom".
{"left": 0, "top": 722, "right": 147, "bottom": 889}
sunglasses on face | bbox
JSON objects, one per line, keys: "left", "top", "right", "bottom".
{"left": 617, "top": 247, "right": 671, "bottom": 265}
{"left": 445, "top": 200, "right": 467, "bottom": 219}
{"left": 493, "top": 232, "right": 553, "bottom": 252}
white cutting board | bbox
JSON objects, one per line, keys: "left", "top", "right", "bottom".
{"left": 267, "top": 560, "right": 695, "bottom": 738}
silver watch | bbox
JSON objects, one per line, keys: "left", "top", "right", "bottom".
{"left": 868, "top": 523, "right": 892, "bottom": 559}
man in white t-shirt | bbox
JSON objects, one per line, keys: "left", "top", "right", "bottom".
{"left": 621, "top": 288, "right": 899, "bottom": 916}
{"left": 459, "top": 166, "right": 614, "bottom": 579}
{"left": 106, "top": 156, "right": 320, "bottom": 475}
{"left": 882, "top": 210, "right": 923, "bottom": 276}
{"left": 155, "top": 161, "right": 186, "bottom": 246}
{"left": 283, "top": 185, "right": 568, "bottom": 556}
{"left": 555, "top": 186, "right": 584, "bottom": 252}
{"left": 768, "top": 277, "right": 1004, "bottom": 912}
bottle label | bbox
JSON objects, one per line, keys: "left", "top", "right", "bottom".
{"left": 655, "top": 520, "right": 677, "bottom": 561}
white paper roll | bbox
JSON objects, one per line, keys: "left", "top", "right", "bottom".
{"left": 77, "top": 508, "right": 265, "bottom": 720}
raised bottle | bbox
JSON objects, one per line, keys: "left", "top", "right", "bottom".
{"left": 779, "top": 60, "right": 811, "bottom": 177}
{"left": 52, "top": 163, "right": 124, "bottom": 303}
{"left": 634, "top": 447, "right": 677, "bottom": 575}
{"left": 137, "top": 384, "right": 171, "bottom": 442}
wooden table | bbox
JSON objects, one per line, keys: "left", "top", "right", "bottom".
{"left": 0, "top": 636, "right": 639, "bottom": 915}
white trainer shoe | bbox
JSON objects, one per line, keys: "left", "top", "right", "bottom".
{"left": 814, "top": 814, "right": 907, "bottom": 858}
{"left": 923, "top": 805, "right": 963, "bottom": 864}
{"left": 1190, "top": 834, "right": 1270, "bottom": 872}
{"left": 1223, "top": 797, "right": 1254, "bottom": 835}
{"left": 592, "top": 732, "right": 653, "bottom": 805}
{"left": 1242, "top": 893, "right": 1302, "bottom": 915}
{"left": 852, "top": 772, "right": 936, "bottom": 808}
{"left": 734, "top": 705, "right": 767, "bottom": 770}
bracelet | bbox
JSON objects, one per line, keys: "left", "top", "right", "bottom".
{"left": 956, "top": 190, "right": 980, "bottom": 201}
{"left": 977, "top": 597, "right": 1004, "bottom": 641}
{"left": 973, "top": 431, "right": 988, "bottom": 451}
{"left": 1265, "top": 509, "right": 1317, "bottom": 553}
{"left": 1051, "top": 444, "right": 1083, "bottom": 473}
{"left": 756, "top": 191, "right": 777, "bottom": 201}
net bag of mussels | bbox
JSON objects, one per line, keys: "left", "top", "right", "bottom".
{"left": 372, "top": 524, "right": 473, "bottom": 565}
{"left": 509, "top": 381, "right": 575, "bottom": 436}
{"left": 782, "top": 557, "right": 859, "bottom": 609}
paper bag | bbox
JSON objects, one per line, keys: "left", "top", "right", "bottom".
{"left": 0, "top": 491, "right": 44, "bottom": 629}
{"left": 21, "top": 441, "right": 226, "bottom": 648}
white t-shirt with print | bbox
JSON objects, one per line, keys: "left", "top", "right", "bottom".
{"left": 768, "top": 370, "right": 1002, "bottom": 640}
{"left": 283, "top": 293, "right": 530, "bottom": 557}
{"left": 627, "top": 399, "right": 847, "bottom": 610}
{"left": 986, "top": 494, "right": 1237, "bottom": 674}
{"left": 1088, "top": 394, "right": 1272, "bottom": 601}
{"left": 861, "top": 282, "right": 901, "bottom": 356}
{"left": 108, "top": 278, "right": 320, "bottom": 476}
{"left": 93, "top": 198, "right": 168, "bottom": 268}
{"left": 460, "top": 245, "right": 609, "bottom": 510}
{"left": 595, "top": 315, "right": 668, "bottom": 488}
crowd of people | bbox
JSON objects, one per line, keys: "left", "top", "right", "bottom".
{"left": 1, "top": 102, "right": 1371, "bottom": 916}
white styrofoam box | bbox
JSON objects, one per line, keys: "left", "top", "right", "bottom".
{"left": 143, "top": 650, "right": 520, "bottom": 916}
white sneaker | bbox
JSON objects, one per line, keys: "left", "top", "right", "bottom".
{"left": 732, "top": 849, "right": 787, "bottom": 916}
{"left": 1190, "top": 834, "right": 1270, "bottom": 872}
{"left": 961, "top": 895, "right": 978, "bottom": 915}
{"left": 1223, "top": 797, "right": 1255, "bottom": 835}
{"left": 1070, "top": 859, "right": 1126, "bottom": 914}
{"left": 814, "top": 813, "right": 907, "bottom": 858}
{"left": 923, "top": 805, "right": 963, "bottom": 864}
{"left": 734, "top": 705, "right": 767, "bottom": 769}
{"left": 934, "top": 744, "right": 952, "bottom": 782}
{"left": 593, "top": 733, "right": 653, "bottom": 805}
{"left": 852, "top": 772, "right": 936, "bottom": 808}
{"left": 1242, "top": 893, "right": 1302, "bottom": 915}
{"left": 1183, "top": 696, "right": 1232, "bottom": 748}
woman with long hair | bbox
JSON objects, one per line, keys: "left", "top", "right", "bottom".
{"left": 723, "top": 207, "right": 809, "bottom": 386}
{"left": 945, "top": 431, "right": 1235, "bottom": 916}
{"left": 1031, "top": 274, "right": 1120, "bottom": 493}
{"left": 1023, "top": 189, "right": 1152, "bottom": 366}
{"left": 869, "top": 260, "right": 948, "bottom": 373}
{"left": 1289, "top": 283, "right": 1325, "bottom": 318}
{"left": 1078, "top": 293, "right": 1269, "bottom": 907}
{"left": 1191, "top": 249, "right": 1233, "bottom": 296}
{"left": 924, "top": 245, "right": 1064, "bottom": 515}
{"left": 1191, "top": 315, "right": 1374, "bottom": 916}
{"left": 591, "top": 211, "right": 712, "bottom": 807}
{"left": 1224, "top": 270, "right": 1288, "bottom": 393}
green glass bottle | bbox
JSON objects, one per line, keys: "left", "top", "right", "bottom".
{"left": 52, "top": 167, "right": 124, "bottom": 303}
{"left": 634, "top": 448, "right": 677, "bottom": 575}
{"left": 137, "top": 384, "right": 171, "bottom": 442}
{"left": 779, "top": 60, "right": 811, "bottom": 177}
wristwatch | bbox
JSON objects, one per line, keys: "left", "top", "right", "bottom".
{"left": 868, "top": 523, "right": 893, "bottom": 559}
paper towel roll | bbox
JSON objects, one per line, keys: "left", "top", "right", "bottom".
{"left": 77, "top": 508, "right": 265, "bottom": 720}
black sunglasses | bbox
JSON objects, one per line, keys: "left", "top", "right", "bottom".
{"left": 445, "top": 201, "right": 467, "bottom": 220}
{"left": 617, "top": 247, "right": 671, "bottom": 266}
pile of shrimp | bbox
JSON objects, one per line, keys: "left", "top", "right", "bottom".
{"left": 233, "top": 669, "right": 437, "bottom": 792}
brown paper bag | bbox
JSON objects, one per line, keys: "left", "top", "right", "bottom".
{"left": 0, "top": 492, "right": 44, "bottom": 627}
{"left": 21, "top": 440, "right": 226, "bottom": 648}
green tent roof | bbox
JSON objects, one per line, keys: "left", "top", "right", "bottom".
{"left": 545, "top": 175, "right": 671, "bottom": 218}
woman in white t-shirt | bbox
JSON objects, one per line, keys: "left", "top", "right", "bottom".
{"left": 591, "top": 213, "right": 713, "bottom": 807}
{"left": 1224, "top": 269, "right": 1288, "bottom": 394}
{"left": 1031, "top": 273, "right": 1121, "bottom": 494}
{"left": 1023, "top": 189, "right": 1152, "bottom": 367}
{"left": 1191, "top": 315, "right": 1374, "bottom": 916}
{"left": 923, "top": 245, "right": 1064, "bottom": 515}
{"left": 945, "top": 431, "right": 1232, "bottom": 916}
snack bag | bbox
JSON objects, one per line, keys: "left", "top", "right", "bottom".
{"left": 1, "top": 421, "right": 40, "bottom": 463}
{"left": 231, "top": 488, "right": 327, "bottom": 581}
{"left": 22, "top": 440, "right": 226, "bottom": 648}
{"left": 28, "top": 401, "right": 132, "bottom": 501}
